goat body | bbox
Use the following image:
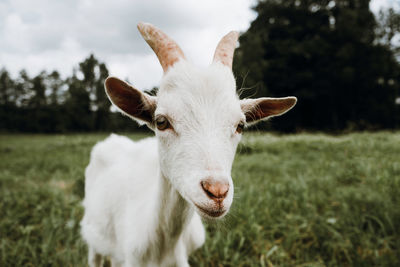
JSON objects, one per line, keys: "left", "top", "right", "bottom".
{"left": 81, "top": 134, "right": 205, "bottom": 266}
{"left": 80, "top": 22, "right": 296, "bottom": 267}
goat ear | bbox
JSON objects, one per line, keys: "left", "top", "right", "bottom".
{"left": 240, "top": 97, "right": 297, "bottom": 124}
{"left": 105, "top": 77, "right": 156, "bottom": 125}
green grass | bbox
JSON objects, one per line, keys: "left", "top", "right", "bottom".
{"left": 1, "top": 132, "right": 399, "bottom": 266}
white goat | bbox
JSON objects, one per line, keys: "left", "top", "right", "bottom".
{"left": 80, "top": 22, "right": 297, "bottom": 267}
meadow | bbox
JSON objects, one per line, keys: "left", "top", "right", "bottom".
{"left": 0, "top": 132, "right": 399, "bottom": 266}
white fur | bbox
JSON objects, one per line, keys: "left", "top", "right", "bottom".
{"left": 81, "top": 57, "right": 295, "bottom": 266}
{"left": 81, "top": 61, "right": 242, "bottom": 267}
{"left": 81, "top": 133, "right": 205, "bottom": 266}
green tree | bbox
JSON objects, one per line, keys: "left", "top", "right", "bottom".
{"left": 234, "top": 0, "right": 400, "bottom": 131}
{"left": 65, "top": 72, "right": 93, "bottom": 131}
{"left": 47, "top": 71, "right": 64, "bottom": 106}
{"left": 29, "top": 71, "right": 47, "bottom": 109}
{"left": 93, "top": 63, "right": 110, "bottom": 130}
{"left": 0, "top": 68, "right": 15, "bottom": 106}
{"left": 13, "top": 70, "right": 35, "bottom": 131}
{"left": 376, "top": 8, "right": 400, "bottom": 56}
{"left": 15, "top": 70, "right": 33, "bottom": 108}
{"left": 76, "top": 54, "right": 110, "bottom": 130}
{"left": 0, "top": 69, "right": 16, "bottom": 130}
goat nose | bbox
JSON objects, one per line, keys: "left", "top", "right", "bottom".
{"left": 201, "top": 179, "right": 229, "bottom": 201}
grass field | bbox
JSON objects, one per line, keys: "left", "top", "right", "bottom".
{"left": 0, "top": 132, "right": 399, "bottom": 266}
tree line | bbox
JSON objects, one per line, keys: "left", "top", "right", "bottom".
{"left": 0, "top": 55, "right": 144, "bottom": 132}
{"left": 1, "top": 0, "right": 399, "bottom": 133}
{"left": 234, "top": 0, "right": 400, "bottom": 131}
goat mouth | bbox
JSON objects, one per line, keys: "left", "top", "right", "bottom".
{"left": 194, "top": 204, "right": 226, "bottom": 218}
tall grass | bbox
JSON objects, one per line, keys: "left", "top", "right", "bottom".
{"left": 0, "top": 132, "right": 399, "bottom": 266}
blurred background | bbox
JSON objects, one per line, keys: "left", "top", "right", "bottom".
{"left": 0, "top": 0, "right": 399, "bottom": 133}
{"left": 1, "top": 0, "right": 400, "bottom": 266}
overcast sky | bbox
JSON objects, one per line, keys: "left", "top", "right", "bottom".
{"left": 0, "top": 0, "right": 398, "bottom": 89}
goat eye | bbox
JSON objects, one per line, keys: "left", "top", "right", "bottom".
{"left": 236, "top": 122, "right": 244, "bottom": 134}
{"left": 155, "top": 116, "right": 170, "bottom": 131}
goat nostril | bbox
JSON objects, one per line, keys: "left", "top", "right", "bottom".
{"left": 204, "top": 188, "right": 218, "bottom": 199}
{"left": 201, "top": 180, "right": 229, "bottom": 200}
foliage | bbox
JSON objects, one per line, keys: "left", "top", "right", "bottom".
{"left": 376, "top": 7, "right": 400, "bottom": 57}
{"left": 0, "top": 132, "right": 399, "bottom": 266}
{"left": 234, "top": 0, "right": 400, "bottom": 131}
{"left": 0, "top": 55, "right": 143, "bottom": 133}
{"left": 1, "top": 2, "right": 400, "bottom": 133}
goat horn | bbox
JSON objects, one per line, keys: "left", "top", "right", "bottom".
{"left": 137, "top": 22, "right": 185, "bottom": 73}
{"left": 212, "top": 31, "right": 239, "bottom": 69}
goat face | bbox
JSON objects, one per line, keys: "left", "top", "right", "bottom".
{"left": 154, "top": 61, "right": 242, "bottom": 218}
{"left": 104, "top": 23, "right": 297, "bottom": 219}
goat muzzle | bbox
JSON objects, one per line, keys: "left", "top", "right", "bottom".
{"left": 201, "top": 179, "right": 229, "bottom": 202}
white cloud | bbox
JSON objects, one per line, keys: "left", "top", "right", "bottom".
{"left": 0, "top": 0, "right": 256, "bottom": 89}
{"left": 370, "top": 0, "right": 400, "bottom": 14}
{"left": 1, "top": 0, "right": 396, "bottom": 90}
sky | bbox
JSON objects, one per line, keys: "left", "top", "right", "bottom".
{"left": 0, "top": 0, "right": 397, "bottom": 90}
